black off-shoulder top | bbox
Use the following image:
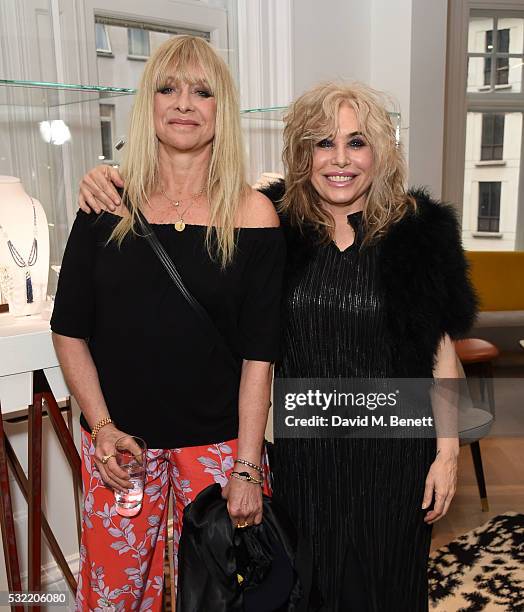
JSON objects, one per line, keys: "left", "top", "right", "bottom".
{"left": 51, "top": 211, "right": 286, "bottom": 448}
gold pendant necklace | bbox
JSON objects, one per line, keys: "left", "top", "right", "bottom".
{"left": 160, "top": 184, "right": 206, "bottom": 232}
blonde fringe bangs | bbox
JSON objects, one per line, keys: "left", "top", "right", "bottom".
{"left": 281, "top": 82, "right": 415, "bottom": 245}
{"left": 111, "top": 36, "right": 248, "bottom": 267}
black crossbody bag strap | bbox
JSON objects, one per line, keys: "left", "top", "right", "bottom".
{"left": 135, "top": 209, "right": 238, "bottom": 372}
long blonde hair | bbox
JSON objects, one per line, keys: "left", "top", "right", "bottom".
{"left": 111, "top": 35, "right": 249, "bottom": 267}
{"left": 281, "top": 81, "right": 415, "bottom": 244}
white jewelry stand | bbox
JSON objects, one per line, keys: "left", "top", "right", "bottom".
{"left": 0, "top": 176, "right": 49, "bottom": 316}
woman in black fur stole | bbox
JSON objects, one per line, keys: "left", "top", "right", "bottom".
{"left": 259, "top": 82, "right": 477, "bottom": 612}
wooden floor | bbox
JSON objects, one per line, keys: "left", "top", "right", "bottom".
{"left": 431, "top": 436, "right": 524, "bottom": 551}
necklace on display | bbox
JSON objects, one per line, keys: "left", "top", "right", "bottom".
{"left": 0, "top": 197, "right": 38, "bottom": 304}
{"left": 160, "top": 184, "right": 206, "bottom": 232}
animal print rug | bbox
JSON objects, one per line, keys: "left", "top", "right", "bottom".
{"left": 429, "top": 512, "right": 524, "bottom": 611}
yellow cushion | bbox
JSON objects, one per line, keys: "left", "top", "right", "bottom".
{"left": 466, "top": 251, "right": 524, "bottom": 311}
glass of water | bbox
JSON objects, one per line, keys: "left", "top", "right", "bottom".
{"left": 113, "top": 435, "right": 147, "bottom": 517}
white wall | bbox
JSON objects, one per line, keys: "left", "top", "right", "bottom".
{"left": 369, "top": 0, "right": 413, "bottom": 144}
{"left": 407, "top": 0, "right": 448, "bottom": 197}
{"left": 291, "top": 0, "right": 371, "bottom": 96}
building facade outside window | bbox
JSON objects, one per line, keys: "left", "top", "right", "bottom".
{"left": 457, "top": 8, "right": 524, "bottom": 250}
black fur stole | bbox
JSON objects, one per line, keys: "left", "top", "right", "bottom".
{"left": 259, "top": 180, "right": 478, "bottom": 377}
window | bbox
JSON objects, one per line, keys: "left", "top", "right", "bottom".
{"left": 128, "top": 28, "right": 150, "bottom": 58}
{"left": 484, "top": 28, "right": 510, "bottom": 86}
{"left": 99, "top": 105, "right": 115, "bottom": 162}
{"left": 481, "top": 113, "right": 505, "bottom": 160}
{"left": 95, "top": 23, "right": 112, "bottom": 55}
{"left": 497, "top": 28, "right": 510, "bottom": 86}
{"left": 484, "top": 30, "right": 493, "bottom": 85}
{"left": 478, "top": 182, "right": 501, "bottom": 232}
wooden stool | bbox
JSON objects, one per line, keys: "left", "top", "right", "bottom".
{"left": 455, "top": 338, "right": 499, "bottom": 415}
{"left": 455, "top": 338, "right": 499, "bottom": 513}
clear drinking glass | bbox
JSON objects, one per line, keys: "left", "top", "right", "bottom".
{"left": 113, "top": 435, "right": 147, "bottom": 517}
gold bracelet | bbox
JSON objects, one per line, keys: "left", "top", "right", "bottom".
{"left": 231, "top": 471, "right": 263, "bottom": 486}
{"left": 91, "top": 417, "right": 113, "bottom": 443}
{"left": 234, "top": 458, "right": 263, "bottom": 474}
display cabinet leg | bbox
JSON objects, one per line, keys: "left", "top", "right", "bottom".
{"left": 65, "top": 400, "right": 82, "bottom": 546}
{"left": 4, "top": 436, "right": 77, "bottom": 594}
{"left": 0, "top": 409, "right": 24, "bottom": 612}
{"left": 28, "top": 392, "right": 43, "bottom": 605}
{"left": 43, "top": 393, "right": 81, "bottom": 477}
{"left": 45, "top": 393, "right": 83, "bottom": 544}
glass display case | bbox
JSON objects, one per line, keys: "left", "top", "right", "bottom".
{"left": 0, "top": 79, "right": 136, "bottom": 297}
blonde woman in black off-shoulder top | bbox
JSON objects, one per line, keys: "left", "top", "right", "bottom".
{"left": 52, "top": 36, "right": 284, "bottom": 611}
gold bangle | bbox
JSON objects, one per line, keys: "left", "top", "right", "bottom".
{"left": 231, "top": 471, "right": 263, "bottom": 486}
{"left": 234, "top": 458, "right": 263, "bottom": 474}
{"left": 91, "top": 417, "right": 113, "bottom": 443}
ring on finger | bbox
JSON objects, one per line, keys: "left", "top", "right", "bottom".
{"left": 101, "top": 453, "right": 115, "bottom": 465}
{"left": 236, "top": 521, "right": 249, "bottom": 529}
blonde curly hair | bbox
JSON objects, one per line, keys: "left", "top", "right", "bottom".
{"left": 281, "top": 81, "right": 415, "bottom": 245}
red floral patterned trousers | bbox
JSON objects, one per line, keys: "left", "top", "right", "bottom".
{"left": 76, "top": 429, "right": 270, "bottom": 611}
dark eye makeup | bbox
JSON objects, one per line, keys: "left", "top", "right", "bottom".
{"left": 349, "top": 137, "right": 366, "bottom": 148}
{"left": 316, "top": 138, "right": 334, "bottom": 148}
{"left": 315, "top": 136, "right": 367, "bottom": 149}
{"left": 196, "top": 89, "right": 213, "bottom": 98}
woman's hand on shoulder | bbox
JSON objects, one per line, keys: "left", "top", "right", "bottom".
{"left": 78, "top": 165, "right": 124, "bottom": 214}
{"left": 240, "top": 189, "right": 280, "bottom": 228}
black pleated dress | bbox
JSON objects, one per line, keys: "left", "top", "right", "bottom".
{"left": 272, "top": 212, "right": 435, "bottom": 612}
